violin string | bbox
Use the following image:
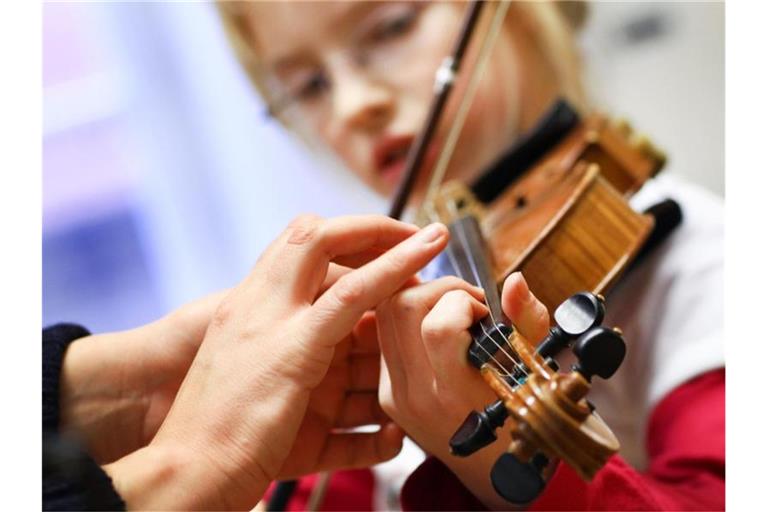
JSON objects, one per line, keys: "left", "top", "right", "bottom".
{"left": 448, "top": 202, "right": 525, "bottom": 373}
{"left": 446, "top": 203, "right": 529, "bottom": 379}
{"left": 421, "top": 0, "right": 512, "bottom": 214}
{"left": 440, "top": 237, "right": 520, "bottom": 383}
{"left": 456, "top": 222, "right": 531, "bottom": 378}
{"left": 448, "top": 214, "right": 534, "bottom": 379}
{"left": 424, "top": 204, "right": 518, "bottom": 381}
{"left": 422, "top": 184, "right": 526, "bottom": 382}
{"left": 412, "top": 0, "right": 527, "bottom": 376}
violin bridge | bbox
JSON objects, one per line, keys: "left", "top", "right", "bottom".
{"left": 417, "top": 181, "right": 486, "bottom": 225}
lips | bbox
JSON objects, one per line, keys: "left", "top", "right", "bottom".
{"left": 373, "top": 134, "right": 415, "bottom": 185}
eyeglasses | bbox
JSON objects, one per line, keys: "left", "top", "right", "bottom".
{"left": 262, "top": 2, "right": 431, "bottom": 124}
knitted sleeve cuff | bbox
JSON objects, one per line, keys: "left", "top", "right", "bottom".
{"left": 42, "top": 324, "right": 126, "bottom": 510}
{"left": 43, "top": 433, "right": 126, "bottom": 511}
{"left": 42, "top": 323, "right": 90, "bottom": 432}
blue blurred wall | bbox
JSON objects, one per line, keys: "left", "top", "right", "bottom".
{"left": 43, "top": 2, "right": 382, "bottom": 333}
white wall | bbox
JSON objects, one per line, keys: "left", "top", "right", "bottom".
{"left": 580, "top": 2, "right": 724, "bottom": 196}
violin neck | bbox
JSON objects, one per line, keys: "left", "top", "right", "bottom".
{"left": 447, "top": 216, "right": 500, "bottom": 308}
{"left": 446, "top": 216, "right": 504, "bottom": 315}
{"left": 446, "top": 216, "right": 525, "bottom": 370}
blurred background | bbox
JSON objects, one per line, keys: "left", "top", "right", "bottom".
{"left": 43, "top": 1, "right": 724, "bottom": 333}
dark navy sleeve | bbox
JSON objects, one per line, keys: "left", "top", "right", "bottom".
{"left": 43, "top": 324, "right": 126, "bottom": 511}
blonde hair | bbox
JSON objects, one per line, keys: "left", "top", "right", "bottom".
{"left": 217, "top": 2, "right": 273, "bottom": 109}
{"left": 512, "top": 2, "right": 588, "bottom": 111}
{"left": 216, "top": 1, "right": 588, "bottom": 118}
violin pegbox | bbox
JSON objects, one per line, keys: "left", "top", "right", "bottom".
{"left": 449, "top": 292, "right": 626, "bottom": 504}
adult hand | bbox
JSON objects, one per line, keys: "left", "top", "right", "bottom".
{"left": 376, "top": 271, "right": 550, "bottom": 510}
{"left": 104, "top": 215, "right": 450, "bottom": 510}
{"left": 59, "top": 289, "right": 229, "bottom": 464}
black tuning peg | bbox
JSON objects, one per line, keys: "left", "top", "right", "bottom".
{"left": 450, "top": 400, "right": 509, "bottom": 456}
{"left": 491, "top": 452, "right": 548, "bottom": 504}
{"left": 536, "top": 292, "right": 606, "bottom": 359}
{"left": 572, "top": 326, "right": 626, "bottom": 381}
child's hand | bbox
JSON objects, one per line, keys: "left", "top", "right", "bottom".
{"left": 376, "top": 271, "right": 550, "bottom": 509}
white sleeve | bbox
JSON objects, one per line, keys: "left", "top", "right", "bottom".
{"left": 586, "top": 174, "right": 723, "bottom": 469}
{"left": 608, "top": 174, "right": 724, "bottom": 410}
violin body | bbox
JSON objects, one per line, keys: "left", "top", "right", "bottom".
{"left": 428, "top": 112, "right": 666, "bottom": 313}
{"left": 490, "top": 163, "right": 652, "bottom": 313}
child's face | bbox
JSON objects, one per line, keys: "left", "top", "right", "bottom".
{"left": 248, "top": 2, "right": 560, "bottom": 200}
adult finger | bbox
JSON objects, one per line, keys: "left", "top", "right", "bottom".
{"left": 347, "top": 355, "right": 380, "bottom": 391}
{"left": 147, "top": 289, "right": 232, "bottom": 357}
{"left": 501, "top": 272, "right": 550, "bottom": 343}
{"left": 314, "top": 423, "right": 405, "bottom": 472}
{"left": 318, "top": 263, "right": 352, "bottom": 296}
{"left": 348, "top": 311, "right": 380, "bottom": 355}
{"left": 253, "top": 215, "right": 419, "bottom": 303}
{"left": 309, "top": 223, "right": 450, "bottom": 346}
{"left": 320, "top": 270, "right": 419, "bottom": 309}
{"left": 335, "top": 393, "right": 389, "bottom": 427}
{"left": 376, "top": 306, "right": 409, "bottom": 408}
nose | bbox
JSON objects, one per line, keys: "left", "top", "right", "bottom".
{"left": 330, "top": 60, "right": 395, "bottom": 133}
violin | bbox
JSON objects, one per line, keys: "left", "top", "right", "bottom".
{"left": 388, "top": 0, "right": 675, "bottom": 504}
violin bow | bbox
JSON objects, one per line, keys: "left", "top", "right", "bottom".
{"left": 388, "top": 0, "right": 487, "bottom": 219}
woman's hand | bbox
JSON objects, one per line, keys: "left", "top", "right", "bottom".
{"left": 376, "top": 271, "right": 550, "bottom": 510}
{"left": 59, "top": 291, "right": 228, "bottom": 464}
{"left": 103, "top": 215, "right": 450, "bottom": 510}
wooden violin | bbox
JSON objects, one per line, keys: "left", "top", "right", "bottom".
{"left": 388, "top": 0, "right": 673, "bottom": 504}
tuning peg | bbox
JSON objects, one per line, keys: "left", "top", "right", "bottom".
{"left": 450, "top": 400, "right": 509, "bottom": 457}
{"left": 491, "top": 452, "right": 548, "bottom": 504}
{"left": 572, "top": 326, "right": 626, "bottom": 381}
{"left": 536, "top": 292, "right": 606, "bottom": 359}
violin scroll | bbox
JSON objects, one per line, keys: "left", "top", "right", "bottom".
{"left": 449, "top": 292, "right": 626, "bottom": 503}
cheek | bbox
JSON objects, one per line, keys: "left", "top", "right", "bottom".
{"left": 475, "top": 52, "right": 522, "bottom": 149}
{"left": 443, "top": 73, "right": 518, "bottom": 184}
{"left": 320, "top": 127, "right": 388, "bottom": 193}
{"left": 447, "top": 37, "right": 523, "bottom": 183}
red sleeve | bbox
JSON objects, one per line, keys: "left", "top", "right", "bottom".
{"left": 401, "top": 369, "right": 724, "bottom": 511}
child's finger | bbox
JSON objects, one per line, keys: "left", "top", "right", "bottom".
{"left": 501, "top": 272, "right": 550, "bottom": 343}
{"left": 383, "top": 276, "right": 485, "bottom": 385}
{"left": 421, "top": 290, "right": 488, "bottom": 383}
{"left": 309, "top": 223, "right": 449, "bottom": 346}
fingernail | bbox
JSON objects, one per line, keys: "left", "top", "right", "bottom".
{"left": 418, "top": 223, "right": 445, "bottom": 243}
{"left": 513, "top": 272, "right": 530, "bottom": 293}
